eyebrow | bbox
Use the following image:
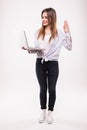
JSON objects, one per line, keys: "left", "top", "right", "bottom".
{"left": 42, "top": 16, "right": 48, "bottom": 19}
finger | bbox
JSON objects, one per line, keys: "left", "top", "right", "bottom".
{"left": 21, "top": 47, "right": 24, "bottom": 49}
{"left": 22, "top": 47, "right": 28, "bottom": 50}
{"left": 64, "top": 20, "right": 68, "bottom": 25}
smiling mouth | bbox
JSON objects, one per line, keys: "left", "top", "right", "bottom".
{"left": 42, "top": 21, "right": 48, "bottom": 24}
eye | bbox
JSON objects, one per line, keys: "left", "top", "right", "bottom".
{"left": 42, "top": 16, "right": 48, "bottom": 19}
{"left": 45, "top": 16, "right": 48, "bottom": 19}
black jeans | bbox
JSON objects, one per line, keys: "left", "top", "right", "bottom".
{"left": 36, "top": 58, "right": 59, "bottom": 111}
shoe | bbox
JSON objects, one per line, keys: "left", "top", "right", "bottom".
{"left": 38, "top": 109, "right": 46, "bottom": 123}
{"left": 47, "top": 110, "right": 53, "bottom": 124}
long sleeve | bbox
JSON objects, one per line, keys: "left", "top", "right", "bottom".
{"left": 62, "top": 32, "right": 72, "bottom": 50}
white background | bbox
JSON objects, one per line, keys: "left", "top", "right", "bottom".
{"left": 0, "top": 0, "right": 87, "bottom": 129}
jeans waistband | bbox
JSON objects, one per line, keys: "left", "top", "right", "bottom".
{"left": 37, "top": 58, "right": 58, "bottom": 64}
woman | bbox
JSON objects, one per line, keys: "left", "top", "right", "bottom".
{"left": 22, "top": 7, "right": 72, "bottom": 124}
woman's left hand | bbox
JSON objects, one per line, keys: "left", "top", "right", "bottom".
{"left": 63, "top": 20, "right": 70, "bottom": 33}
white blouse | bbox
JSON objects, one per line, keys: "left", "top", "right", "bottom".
{"left": 34, "top": 30, "right": 72, "bottom": 61}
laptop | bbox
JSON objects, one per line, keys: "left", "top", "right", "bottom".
{"left": 22, "top": 30, "right": 45, "bottom": 51}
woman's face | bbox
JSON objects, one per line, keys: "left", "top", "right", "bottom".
{"left": 42, "top": 12, "right": 49, "bottom": 27}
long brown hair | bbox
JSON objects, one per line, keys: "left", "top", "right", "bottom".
{"left": 37, "top": 7, "right": 58, "bottom": 42}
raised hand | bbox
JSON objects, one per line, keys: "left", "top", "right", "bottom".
{"left": 63, "top": 20, "right": 70, "bottom": 33}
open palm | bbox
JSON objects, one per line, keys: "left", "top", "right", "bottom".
{"left": 63, "top": 20, "right": 70, "bottom": 33}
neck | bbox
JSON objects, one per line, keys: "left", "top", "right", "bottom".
{"left": 45, "top": 25, "right": 51, "bottom": 35}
